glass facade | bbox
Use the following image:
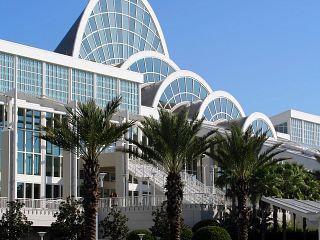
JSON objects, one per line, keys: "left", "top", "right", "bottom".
{"left": 17, "top": 182, "right": 41, "bottom": 199}
{"left": 17, "top": 108, "right": 41, "bottom": 176}
{"left": 17, "top": 57, "right": 42, "bottom": 96}
{"left": 0, "top": 51, "right": 140, "bottom": 114}
{"left": 96, "top": 74, "right": 117, "bottom": 107}
{"left": 250, "top": 119, "right": 273, "bottom": 138}
{"left": 71, "top": 69, "right": 94, "bottom": 103}
{"left": 291, "top": 118, "right": 303, "bottom": 143}
{"left": 274, "top": 122, "right": 288, "bottom": 134}
{"left": 128, "top": 57, "right": 175, "bottom": 83}
{"left": 0, "top": 52, "right": 14, "bottom": 92}
{"left": 45, "top": 113, "right": 63, "bottom": 178}
{"left": 290, "top": 118, "right": 320, "bottom": 146}
{"left": 120, "top": 80, "right": 139, "bottom": 113}
{"left": 79, "top": 0, "right": 165, "bottom": 65}
{"left": 159, "top": 77, "right": 209, "bottom": 109}
{"left": 203, "top": 97, "right": 241, "bottom": 122}
{"left": 46, "top": 63, "right": 69, "bottom": 103}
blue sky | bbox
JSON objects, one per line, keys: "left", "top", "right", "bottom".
{"left": 1, "top": 0, "right": 319, "bottom": 116}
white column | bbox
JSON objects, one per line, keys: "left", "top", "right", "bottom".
{"left": 12, "top": 56, "right": 18, "bottom": 200}
{"left": 202, "top": 165, "right": 206, "bottom": 186}
{"left": 123, "top": 111, "right": 129, "bottom": 203}
{"left": 210, "top": 166, "right": 215, "bottom": 194}
{"left": 152, "top": 172, "right": 156, "bottom": 206}
{"left": 40, "top": 112, "right": 46, "bottom": 198}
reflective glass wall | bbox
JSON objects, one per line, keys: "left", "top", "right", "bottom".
{"left": 0, "top": 51, "right": 140, "bottom": 114}
{"left": 79, "top": 0, "right": 165, "bottom": 65}
{"left": 291, "top": 118, "right": 320, "bottom": 146}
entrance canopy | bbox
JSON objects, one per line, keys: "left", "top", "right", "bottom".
{"left": 261, "top": 196, "right": 320, "bottom": 239}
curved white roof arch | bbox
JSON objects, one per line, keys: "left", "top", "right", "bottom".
{"left": 242, "top": 112, "right": 277, "bottom": 140}
{"left": 72, "top": 0, "right": 170, "bottom": 58}
{"left": 121, "top": 51, "right": 180, "bottom": 71}
{"left": 197, "top": 90, "right": 245, "bottom": 120}
{"left": 151, "top": 70, "right": 213, "bottom": 108}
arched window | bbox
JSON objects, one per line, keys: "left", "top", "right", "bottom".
{"left": 158, "top": 77, "right": 209, "bottom": 109}
{"left": 128, "top": 57, "right": 176, "bottom": 83}
{"left": 78, "top": 0, "right": 167, "bottom": 65}
{"left": 203, "top": 97, "right": 241, "bottom": 122}
{"left": 250, "top": 119, "right": 273, "bottom": 138}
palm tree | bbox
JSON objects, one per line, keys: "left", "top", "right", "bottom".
{"left": 207, "top": 125, "right": 285, "bottom": 240}
{"left": 128, "top": 109, "right": 213, "bottom": 240}
{"left": 41, "top": 97, "right": 134, "bottom": 240}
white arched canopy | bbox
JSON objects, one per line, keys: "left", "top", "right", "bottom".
{"left": 242, "top": 112, "right": 277, "bottom": 140}
{"left": 197, "top": 91, "right": 245, "bottom": 122}
{"left": 71, "top": 0, "right": 169, "bottom": 65}
{"left": 121, "top": 51, "right": 180, "bottom": 84}
{"left": 150, "top": 70, "right": 213, "bottom": 109}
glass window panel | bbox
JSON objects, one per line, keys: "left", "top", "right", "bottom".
{"left": 146, "top": 58, "right": 153, "bottom": 72}
{"left": 34, "top": 184, "right": 40, "bottom": 199}
{"left": 18, "top": 108, "right": 24, "bottom": 128}
{"left": 26, "top": 153, "right": 33, "bottom": 175}
{"left": 18, "top": 129, "right": 25, "bottom": 151}
{"left": 178, "top": 78, "right": 186, "bottom": 92}
{"left": 34, "top": 132, "right": 40, "bottom": 153}
{"left": 26, "top": 183, "right": 32, "bottom": 198}
{"left": 46, "top": 156, "right": 52, "bottom": 177}
{"left": 26, "top": 109, "right": 33, "bottom": 129}
{"left": 17, "top": 182, "right": 24, "bottom": 198}
{"left": 46, "top": 185, "right": 52, "bottom": 198}
{"left": 46, "top": 141, "right": 52, "bottom": 155}
{"left": 34, "top": 155, "right": 41, "bottom": 176}
{"left": 54, "top": 157, "right": 60, "bottom": 177}
{"left": 186, "top": 78, "right": 193, "bottom": 93}
{"left": 26, "top": 131, "right": 33, "bottom": 152}
{"left": 54, "top": 185, "right": 60, "bottom": 198}
{"left": 54, "top": 145, "right": 60, "bottom": 156}
{"left": 17, "top": 152, "right": 24, "bottom": 174}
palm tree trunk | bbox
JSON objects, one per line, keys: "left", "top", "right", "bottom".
{"left": 251, "top": 197, "right": 257, "bottom": 239}
{"left": 165, "top": 172, "right": 183, "bottom": 240}
{"left": 236, "top": 179, "right": 249, "bottom": 240}
{"left": 82, "top": 160, "right": 99, "bottom": 240}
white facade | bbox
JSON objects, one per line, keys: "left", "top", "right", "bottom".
{"left": 0, "top": 0, "right": 319, "bottom": 230}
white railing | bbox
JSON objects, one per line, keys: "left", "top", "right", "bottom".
{"left": 16, "top": 198, "right": 64, "bottom": 209}
{"left": 98, "top": 195, "right": 167, "bottom": 208}
{"left": 98, "top": 193, "right": 220, "bottom": 209}
{"left": 129, "top": 158, "right": 226, "bottom": 205}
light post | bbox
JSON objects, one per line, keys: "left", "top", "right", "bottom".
{"left": 97, "top": 172, "right": 106, "bottom": 240}
{"left": 37, "top": 232, "right": 46, "bottom": 240}
{"left": 209, "top": 166, "right": 216, "bottom": 194}
{"left": 151, "top": 172, "right": 156, "bottom": 206}
{"left": 138, "top": 233, "right": 145, "bottom": 240}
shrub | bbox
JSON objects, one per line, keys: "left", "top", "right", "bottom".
{"left": 50, "top": 197, "right": 84, "bottom": 240}
{"left": 127, "top": 229, "right": 154, "bottom": 240}
{"left": 100, "top": 207, "right": 129, "bottom": 240}
{"left": 192, "top": 219, "right": 220, "bottom": 233}
{"left": 150, "top": 202, "right": 169, "bottom": 239}
{"left": 193, "top": 226, "right": 231, "bottom": 240}
{"left": 181, "top": 225, "right": 193, "bottom": 240}
{"left": 0, "top": 200, "right": 33, "bottom": 240}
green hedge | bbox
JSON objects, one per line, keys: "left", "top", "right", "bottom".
{"left": 127, "top": 229, "right": 154, "bottom": 240}
{"left": 193, "top": 226, "right": 231, "bottom": 240}
{"left": 192, "top": 219, "right": 220, "bottom": 233}
{"left": 181, "top": 225, "right": 193, "bottom": 240}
